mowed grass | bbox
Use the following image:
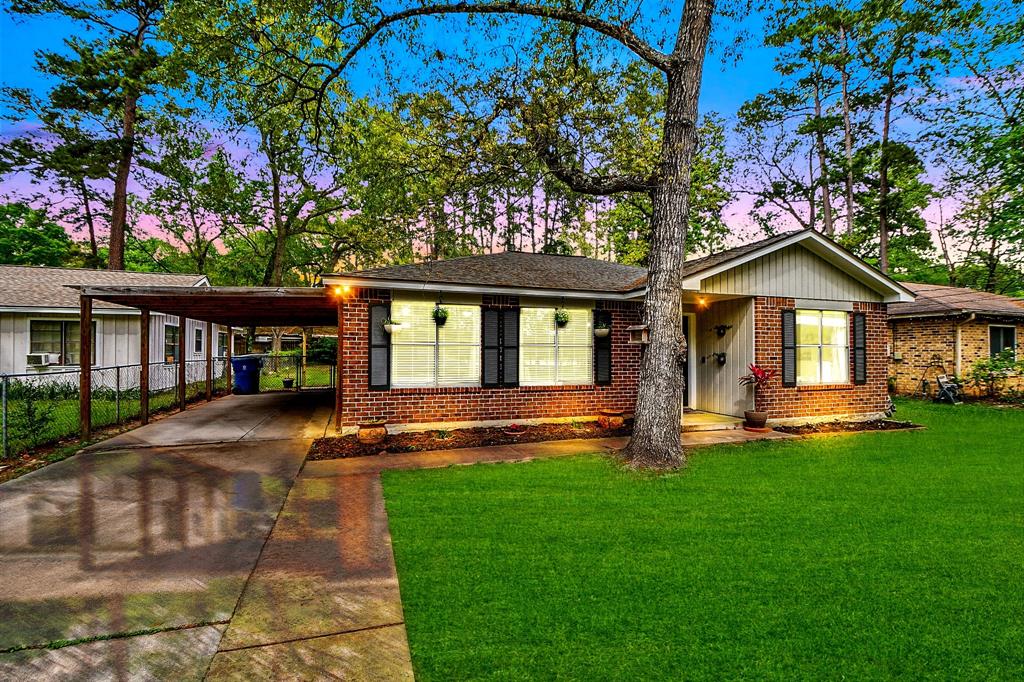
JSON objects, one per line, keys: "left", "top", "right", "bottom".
{"left": 382, "top": 400, "right": 1024, "bottom": 680}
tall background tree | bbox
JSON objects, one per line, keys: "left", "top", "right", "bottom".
{"left": 4, "top": 0, "right": 170, "bottom": 270}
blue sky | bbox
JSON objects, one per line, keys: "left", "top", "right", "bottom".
{"left": 0, "top": 8, "right": 780, "bottom": 123}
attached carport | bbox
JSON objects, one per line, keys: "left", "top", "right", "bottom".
{"left": 75, "top": 285, "right": 346, "bottom": 440}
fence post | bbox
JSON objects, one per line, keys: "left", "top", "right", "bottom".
{"left": 2, "top": 375, "right": 8, "bottom": 459}
{"left": 177, "top": 315, "right": 187, "bottom": 412}
{"left": 115, "top": 365, "right": 121, "bottom": 424}
{"left": 80, "top": 295, "right": 92, "bottom": 441}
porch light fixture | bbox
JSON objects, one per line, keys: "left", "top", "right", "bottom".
{"left": 332, "top": 285, "right": 351, "bottom": 297}
{"left": 697, "top": 297, "right": 707, "bottom": 307}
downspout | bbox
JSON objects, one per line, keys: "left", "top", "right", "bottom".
{"left": 954, "top": 313, "right": 976, "bottom": 378}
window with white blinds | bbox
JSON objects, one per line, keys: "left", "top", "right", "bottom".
{"left": 520, "top": 307, "right": 593, "bottom": 385}
{"left": 389, "top": 300, "right": 481, "bottom": 387}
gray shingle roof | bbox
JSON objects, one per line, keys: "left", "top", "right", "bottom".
{"left": 339, "top": 252, "right": 649, "bottom": 293}
{"left": 0, "top": 266, "right": 207, "bottom": 310}
{"left": 336, "top": 232, "right": 807, "bottom": 294}
{"left": 889, "top": 282, "right": 1024, "bottom": 319}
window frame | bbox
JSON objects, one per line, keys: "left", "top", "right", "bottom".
{"left": 389, "top": 301, "right": 481, "bottom": 389}
{"left": 795, "top": 309, "right": 850, "bottom": 386}
{"left": 164, "top": 322, "right": 180, "bottom": 364}
{"left": 519, "top": 307, "right": 594, "bottom": 387}
{"left": 989, "top": 324, "right": 1017, "bottom": 359}
{"left": 194, "top": 326, "right": 204, "bottom": 355}
{"left": 29, "top": 319, "right": 96, "bottom": 366}
{"left": 217, "top": 331, "right": 228, "bottom": 358}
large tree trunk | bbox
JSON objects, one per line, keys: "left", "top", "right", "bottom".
{"left": 621, "top": 0, "right": 714, "bottom": 469}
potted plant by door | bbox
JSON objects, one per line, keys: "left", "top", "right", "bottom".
{"left": 382, "top": 318, "right": 398, "bottom": 334}
{"left": 594, "top": 319, "right": 611, "bottom": 338}
{"left": 737, "top": 363, "right": 777, "bottom": 432}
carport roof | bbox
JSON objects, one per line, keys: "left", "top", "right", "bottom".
{"left": 76, "top": 286, "right": 337, "bottom": 326}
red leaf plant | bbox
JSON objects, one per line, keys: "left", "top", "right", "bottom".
{"left": 738, "top": 363, "right": 777, "bottom": 395}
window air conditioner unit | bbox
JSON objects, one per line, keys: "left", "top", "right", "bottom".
{"left": 26, "top": 352, "right": 60, "bottom": 366}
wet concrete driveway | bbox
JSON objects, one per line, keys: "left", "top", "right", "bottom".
{"left": 0, "top": 391, "right": 386, "bottom": 680}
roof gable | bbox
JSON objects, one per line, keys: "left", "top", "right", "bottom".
{"left": 681, "top": 230, "right": 914, "bottom": 303}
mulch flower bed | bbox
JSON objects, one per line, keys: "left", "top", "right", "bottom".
{"left": 773, "top": 419, "right": 921, "bottom": 436}
{"left": 308, "top": 421, "right": 633, "bottom": 460}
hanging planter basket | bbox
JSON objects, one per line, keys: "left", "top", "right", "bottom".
{"left": 594, "top": 324, "right": 611, "bottom": 338}
{"left": 432, "top": 306, "right": 449, "bottom": 326}
{"left": 554, "top": 308, "right": 570, "bottom": 328}
{"left": 382, "top": 319, "right": 398, "bottom": 334}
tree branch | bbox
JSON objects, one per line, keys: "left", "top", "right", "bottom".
{"left": 317, "top": 2, "right": 669, "bottom": 101}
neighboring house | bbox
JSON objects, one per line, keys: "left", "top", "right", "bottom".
{"left": 0, "top": 266, "right": 220, "bottom": 380}
{"left": 322, "top": 229, "right": 914, "bottom": 428}
{"left": 888, "top": 282, "right": 1024, "bottom": 395}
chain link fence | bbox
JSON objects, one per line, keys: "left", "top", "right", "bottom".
{"left": 1, "top": 359, "right": 228, "bottom": 460}
{"left": 1, "top": 355, "right": 335, "bottom": 460}
{"left": 257, "top": 354, "right": 336, "bottom": 392}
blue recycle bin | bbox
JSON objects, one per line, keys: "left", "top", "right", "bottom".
{"left": 231, "top": 354, "right": 263, "bottom": 394}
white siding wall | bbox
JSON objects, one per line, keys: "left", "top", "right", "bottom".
{"left": 0, "top": 310, "right": 217, "bottom": 375}
{"left": 691, "top": 298, "right": 755, "bottom": 417}
{"left": 700, "top": 244, "right": 883, "bottom": 302}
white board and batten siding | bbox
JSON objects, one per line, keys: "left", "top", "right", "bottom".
{"left": 690, "top": 298, "right": 755, "bottom": 417}
{"left": 0, "top": 310, "right": 217, "bottom": 376}
{"left": 699, "top": 244, "right": 884, "bottom": 303}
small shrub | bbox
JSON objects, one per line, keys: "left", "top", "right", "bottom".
{"left": 968, "top": 349, "right": 1023, "bottom": 399}
{"left": 435, "top": 429, "right": 452, "bottom": 440}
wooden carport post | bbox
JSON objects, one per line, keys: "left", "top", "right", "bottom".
{"left": 178, "top": 314, "right": 187, "bottom": 412}
{"left": 79, "top": 295, "right": 92, "bottom": 441}
{"left": 205, "top": 321, "right": 213, "bottom": 401}
{"left": 140, "top": 309, "right": 150, "bottom": 425}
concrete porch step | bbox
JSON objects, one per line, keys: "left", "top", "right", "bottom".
{"left": 681, "top": 411, "right": 744, "bottom": 432}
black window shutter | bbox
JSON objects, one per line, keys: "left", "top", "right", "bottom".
{"left": 853, "top": 312, "right": 867, "bottom": 385}
{"left": 781, "top": 309, "right": 797, "bottom": 387}
{"left": 594, "top": 310, "right": 612, "bottom": 385}
{"left": 502, "top": 308, "right": 519, "bottom": 386}
{"left": 368, "top": 304, "right": 390, "bottom": 390}
{"left": 482, "top": 309, "right": 501, "bottom": 387}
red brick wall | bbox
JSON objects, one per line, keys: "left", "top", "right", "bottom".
{"left": 336, "top": 289, "right": 642, "bottom": 427}
{"left": 754, "top": 297, "right": 890, "bottom": 419}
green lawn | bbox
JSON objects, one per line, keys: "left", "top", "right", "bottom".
{"left": 382, "top": 400, "right": 1024, "bottom": 680}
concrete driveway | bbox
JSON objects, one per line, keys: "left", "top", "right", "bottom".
{"left": 0, "top": 391, "right": 404, "bottom": 680}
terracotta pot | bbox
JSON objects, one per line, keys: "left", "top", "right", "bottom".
{"left": 357, "top": 420, "right": 387, "bottom": 444}
{"left": 743, "top": 410, "right": 769, "bottom": 429}
{"left": 598, "top": 409, "right": 625, "bottom": 429}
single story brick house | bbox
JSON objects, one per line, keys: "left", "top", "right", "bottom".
{"left": 888, "top": 282, "right": 1024, "bottom": 395}
{"left": 321, "top": 229, "right": 914, "bottom": 430}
